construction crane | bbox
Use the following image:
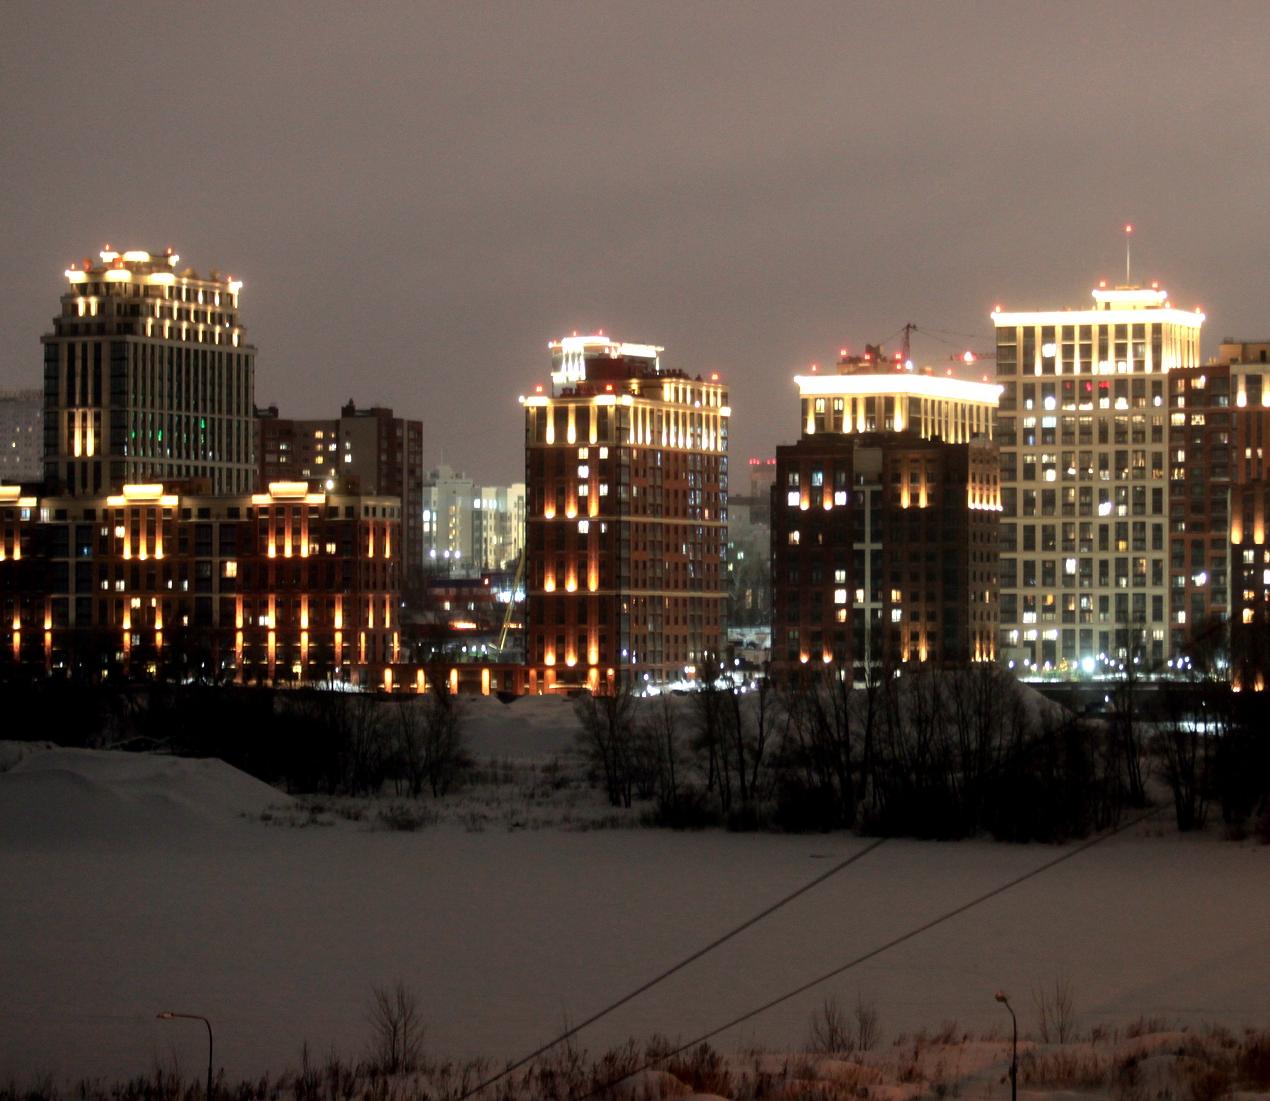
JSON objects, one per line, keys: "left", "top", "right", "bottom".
{"left": 496, "top": 547, "right": 526, "bottom": 653}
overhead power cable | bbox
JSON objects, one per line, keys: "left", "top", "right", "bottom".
{"left": 455, "top": 836, "right": 888, "bottom": 1100}
{"left": 574, "top": 803, "right": 1165, "bottom": 1101}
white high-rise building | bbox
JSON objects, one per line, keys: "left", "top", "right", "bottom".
{"left": 0, "top": 390, "right": 42, "bottom": 483}
{"left": 992, "top": 283, "right": 1204, "bottom": 673}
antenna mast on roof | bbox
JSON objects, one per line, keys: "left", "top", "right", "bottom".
{"left": 1124, "top": 223, "right": 1133, "bottom": 285}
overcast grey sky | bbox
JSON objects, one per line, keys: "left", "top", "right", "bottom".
{"left": 3, "top": 1, "right": 1269, "bottom": 482}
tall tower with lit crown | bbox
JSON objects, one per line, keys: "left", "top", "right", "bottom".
{"left": 991, "top": 282, "right": 1204, "bottom": 674}
{"left": 522, "top": 335, "right": 729, "bottom": 693}
{"left": 42, "top": 247, "right": 256, "bottom": 495}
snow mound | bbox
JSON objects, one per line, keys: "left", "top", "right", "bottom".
{"left": 463, "top": 695, "right": 582, "bottom": 760}
{"left": 0, "top": 739, "right": 57, "bottom": 773}
{"left": 0, "top": 748, "right": 289, "bottom": 845}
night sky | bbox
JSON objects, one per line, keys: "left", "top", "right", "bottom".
{"left": 4, "top": 1, "right": 1270, "bottom": 482}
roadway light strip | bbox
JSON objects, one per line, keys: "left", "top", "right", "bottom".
{"left": 455, "top": 836, "right": 888, "bottom": 1101}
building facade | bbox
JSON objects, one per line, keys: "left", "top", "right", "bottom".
{"left": 255, "top": 401, "right": 424, "bottom": 590}
{"left": 794, "top": 348, "right": 999, "bottom": 443}
{"left": 769, "top": 347, "right": 1001, "bottom": 679}
{"left": 0, "top": 390, "right": 42, "bottom": 484}
{"left": 473, "top": 483, "right": 526, "bottom": 571}
{"left": 43, "top": 248, "right": 256, "bottom": 496}
{"left": 522, "top": 335, "right": 729, "bottom": 692}
{"left": 770, "top": 432, "right": 1000, "bottom": 675}
{"left": 992, "top": 285, "right": 1204, "bottom": 673}
{"left": 0, "top": 481, "right": 400, "bottom": 685}
{"left": 1169, "top": 341, "right": 1270, "bottom": 686}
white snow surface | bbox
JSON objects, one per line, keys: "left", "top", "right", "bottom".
{"left": 1, "top": 706, "right": 1269, "bottom": 1085}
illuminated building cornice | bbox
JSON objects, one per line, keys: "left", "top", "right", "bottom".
{"left": 795, "top": 373, "right": 1002, "bottom": 404}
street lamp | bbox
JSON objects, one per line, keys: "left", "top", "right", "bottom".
{"left": 157, "top": 1012, "right": 214, "bottom": 1100}
{"left": 994, "top": 991, "right": 1017, "bottom": 1101}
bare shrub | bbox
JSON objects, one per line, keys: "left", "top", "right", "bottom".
{"left": 1174, "top": 1059, "right": 1232, "bottom": 1101}
{"left": 1237, "top": 1030, "right": 1270, "bottom": 1089}
{"left": 367, "top": 981, "right": 424, "bottom": 1074}
{"left": 853, "top": 995, "right": 881, "bottom": 1052}
{"left": 376, "top": 803, "right": 438, "bottom": 831}
{"left": 665, "top": 1043, "right": 729, "bottom": 1097}
{"left": 808, "top": 996, "right": 851, "bottom": 1054}
{"left": 1034, "top": 974, "right": 1078, "bottom": 1043}
{"left": 1021, "top": 1049, "right": 1106, "bottom": 1089}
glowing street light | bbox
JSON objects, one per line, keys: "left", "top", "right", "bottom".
{"left": 157, "top": 1012, "right": 214, "bottom": 1099}
{"left": 994, "top": 991, "right": 1017, "bottom": 1101}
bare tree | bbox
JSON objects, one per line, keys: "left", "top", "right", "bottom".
{"left": 808, "top": 995, "right": 851, "bottom": 1054}
{"left": 367, "top": 981, "right": 424, "bottom": 1074}
{"left": 574, "top": 685, "right": 637, "bottom": 807}
{"left": 1034, "top": 974, "right": 1077, "bottom": 1044}
{"left": 417, "top": 665, "right": 469, "bottom": 797}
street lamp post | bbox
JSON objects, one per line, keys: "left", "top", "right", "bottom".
{"left": 157, "top": 1012, "right": 214, "bottom": 1100}
{"left": 994, "top": 991, "right": 1017, "bottom": 1101}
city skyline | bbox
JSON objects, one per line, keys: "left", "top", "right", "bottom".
{"left": 5, "top": 3, "right": 1270, "bottom": 482}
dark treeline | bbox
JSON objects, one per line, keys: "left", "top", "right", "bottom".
{"left": 0, "top": 667, "right": 470, "bottom": 798}
{"left": 575, "top": 662, "right": 1270, "bottom": 842}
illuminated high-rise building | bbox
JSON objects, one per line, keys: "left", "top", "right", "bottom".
{"left": 1169, "top": 341, "right": 1270, "bottom": 688}
{"left": 992, "top": 284, "right": 1205, "bottom": 673}
{"left": 522, "top": 335, "right": 729, "bottom": 693}
{"left": 43, "top": 247, "right": 256, "bottom": 495}
{"left": 771, "top": 346, "right": 1001, "bottom": 677}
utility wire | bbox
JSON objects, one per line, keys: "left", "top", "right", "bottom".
{"left": 572, "top": 803, "right": 1164, "bottom": 1101}
{"left": 455, "top": 836, "right": 888, "bottom": 1100}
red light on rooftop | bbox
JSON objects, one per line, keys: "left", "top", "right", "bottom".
{"left": 604, "top": 383, "right": 613, "bottom": 391}
{"left": 1099, "top": 280, "right": 1107, "bottom": 288}
{"left": 839, "top": 348, "right": 847, "bottom": 357}
{"left": 1124, "top": 223, "right": 1133, "bottom": 234}
{"left": 963, "top": 350, "right": 976, "bottom": 365}
{"left": 863, "top": 352, "right": 871, "bottom": 361}
{"left": 1151, "top": 281, "right": 1159, "bottom": 289}
{"left": 534, "top": 384, "right": 543, "bottom": 393}
{"left": 710, "top": 371, "right": 719, "bottom": 380}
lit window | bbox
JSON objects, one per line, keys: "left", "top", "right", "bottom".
{"left": 833, "top": 589, "right": 847, "bottom": 604}
{"left": 578, "top": 520, "right": 589, "bottom": 533}
{"left": 787, "top": 490, "right": 800, "bottom": 507}
{"left": 788, "top": 530, "right": 800, "bottom": 545}
{"left": 224, "top": 561, "right": 238, "bottom": 578}
{"left": 890, "top": 608, "right": 902, "bottom": 623}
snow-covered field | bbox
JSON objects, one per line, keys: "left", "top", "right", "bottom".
{"left": 1, "top": 697, "right": 1268, "bottom": 1086}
